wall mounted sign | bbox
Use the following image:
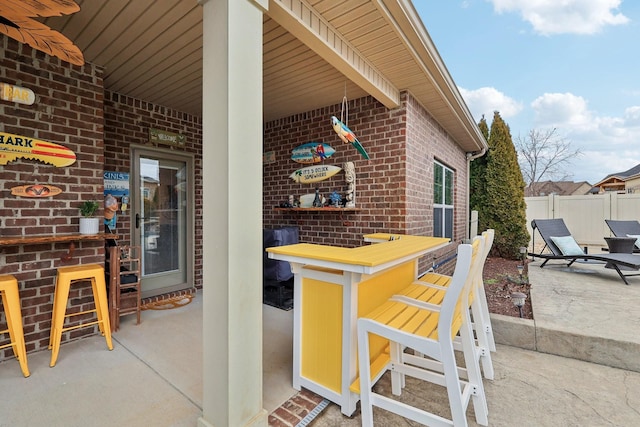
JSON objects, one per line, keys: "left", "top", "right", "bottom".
{"left": 289, "top": 165, "right": 342, "bottom": 184}
{"left": 291, "top": 142, "right": 336, "bottom": 164}
{"left": 10, "top": 184, "right": 62, "bottom": 197}
{"left": 0, "top": 83, "right": 35, "bottom": 105}
{"left": 0, "top": 0, "right": 84, "bottom": 65}
{"left": 104, "top": 171, "right": 130, "bottom": 198}
{"left": 149, "top": 128, "right": 185, "bottom": 147}
{"left": 263, "top": 151, "right": 275, "bottom": 164}
{"left": 0, "top": 132, "right": 76, "bottom": 167}
{"left": 104, "top": 171, "right": 130, "bottom": 213}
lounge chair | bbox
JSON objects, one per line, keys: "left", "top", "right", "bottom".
{"left": 530, "top": 218, "right": 640, "bottom": 285}
{"left": 605, "top": 219, "right": 640, "bottom": 252}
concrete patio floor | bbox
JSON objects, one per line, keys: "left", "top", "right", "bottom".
{"left": 308, "top": 258, "right": 640, "bottom": 426}
{"left": 0, "top": 294, "right": 296, "bottom": 426}
{"left": 1, "top": 258, "right": 640, "bottom": 426}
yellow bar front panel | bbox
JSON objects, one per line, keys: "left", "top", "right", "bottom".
{"left": 357, "top": 261, "right": 417, "bottom": 370}
{"left": 301, "top": 277, "right": 343, "bottom": 393}
{"left": 300, "top": 260, "right": 417, "bottom": 393}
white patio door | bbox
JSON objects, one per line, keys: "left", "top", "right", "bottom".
{"left": 132, "top": 146, "right": 193, "bottom": 298}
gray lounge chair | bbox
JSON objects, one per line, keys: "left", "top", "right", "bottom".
{"left": 530, "top": 218, "right": 640, "bottom": 285}
{"left": 606, "top": 219, "right": 640, "bottom": 239}
{"left": 606, "top": 219, "right": 640, "bottom": 236}
{"left": 604, "top": 219, "right": 640, "bottom": 253}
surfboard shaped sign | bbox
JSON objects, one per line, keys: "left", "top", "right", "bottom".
{"left": 0, "top": 132, "right": 76, "bottom": 167}
{"left": 1, "top": 83, "right": 35, "bottom": 105}
{"left": 11, "top": 184, "right": 63, "bottom": 198}
{"left": 289, "top": 165, "right": 342, "bottom": 184}
{"left": 291, "top": 142, "right": 336, "bottom": 164}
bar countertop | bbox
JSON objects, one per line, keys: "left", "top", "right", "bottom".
{"left": 266, "top": 234, "right": 450, "bottom": 273}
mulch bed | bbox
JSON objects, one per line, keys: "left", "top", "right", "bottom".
{"left": 483, "top": 257, "right": 533, "bottom": 319}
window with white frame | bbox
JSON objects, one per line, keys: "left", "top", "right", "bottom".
{"left": 434, "top": 161, "right": 454, "bottom": 239}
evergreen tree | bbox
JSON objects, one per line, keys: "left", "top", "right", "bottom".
{"left": 470, "top": 116, "right": 489, "bottom": 231}
{"left": 480, "top": 112, "right": 530, "bottom": 258}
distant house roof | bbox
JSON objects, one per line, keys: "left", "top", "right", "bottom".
{"left": 525, "top": 180, "right": 593, "bottom": 197}
{"left": 594, "top": 163, "right": 640, "bottom": 186}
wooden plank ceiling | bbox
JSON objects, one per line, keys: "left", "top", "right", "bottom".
{"left": 41, "top": 0, "right": 484, "bottom": 152}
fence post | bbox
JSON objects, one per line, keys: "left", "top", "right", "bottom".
{"left": 469, "top": 210, "right": 478, "bottom": 238}
{"left": 609, "top": 191, "right": 617, "bottom": 220}
{"left": 548, "top": 194, "right": 555, "bottom": 218}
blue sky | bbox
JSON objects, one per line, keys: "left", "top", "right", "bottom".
{"left": 415, "top": 0, "right": 640, "bottom": 184}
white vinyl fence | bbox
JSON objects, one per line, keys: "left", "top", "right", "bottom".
{"left": 525, "top": 192, "right": 640, "bottom": 252}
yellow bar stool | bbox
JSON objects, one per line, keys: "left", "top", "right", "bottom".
{"left": 48, "top": 264, "right": 113, "bottom": 367}
{"left": 0, "top": 274, "right": 30, "bottom": 377}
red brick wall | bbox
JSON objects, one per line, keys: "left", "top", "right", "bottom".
{"left": 1, "top": 37, "right": 106, "bottom": 359}
{"left": 405, "top": 93, "right": 468, "bottom": 274}
{"left": 264, "top": 95, "right": 406, "bottom": 249}
{"left": 263, "top": 92, "right": 465, "bottom": 274}
{"left": 103, "top": 92, "right": 203, "bottom": 289}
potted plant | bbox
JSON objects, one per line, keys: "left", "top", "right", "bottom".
{"left": 79, "top": 200, "right": 100, "bottom": 234}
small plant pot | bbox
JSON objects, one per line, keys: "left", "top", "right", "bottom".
{"left": 79, "top": 217, "right": 100, "bottom": 235}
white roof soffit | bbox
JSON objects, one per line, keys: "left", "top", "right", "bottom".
{"left": 374, "top": 0, "right": 487, "bottom": 152}
{"left": 268, "top": 0, "right": 401, "bottom": 109}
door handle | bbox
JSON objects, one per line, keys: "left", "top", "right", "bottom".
{"left": 136, "top": 213, "right": 144, "bottom": 229}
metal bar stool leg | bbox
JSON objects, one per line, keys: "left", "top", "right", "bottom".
{"left": 49, "top": 265, "right": 113, "bottom": 367}
{"left": 0, "top": 275, "right": 30, "bottom": 377}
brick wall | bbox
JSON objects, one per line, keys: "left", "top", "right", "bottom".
{"left": 405, "top": 93, "right": 469, "bottom": 274}
{"left": 264, "top": 95, "right": 405, "bottom": 249}
{"left": 1, "top": 37, "right": 106, "bottom": 359}
{"left": 263, "top": 92, "right": 466, "bottom": 274}
{"left": 103, "top": 92, "right": 203, "bottom": 289}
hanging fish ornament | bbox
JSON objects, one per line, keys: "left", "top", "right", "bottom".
{"left": 330, "top": 116, "right": 370, "bottom": 160}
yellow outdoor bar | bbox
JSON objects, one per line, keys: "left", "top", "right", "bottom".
{"left": 266, "top": 234, "right": 449, "bottom": 415}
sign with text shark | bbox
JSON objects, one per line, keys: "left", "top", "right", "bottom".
{"left": 0, "top": 132, "right": 76, "bottom": 167}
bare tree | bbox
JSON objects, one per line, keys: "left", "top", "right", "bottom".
{"left": 515, "top": 128, "right": 582, "bottom": 196}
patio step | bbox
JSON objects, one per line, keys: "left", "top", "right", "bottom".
{"left": 491, "top": 259, "right": 640, "bottom": 373}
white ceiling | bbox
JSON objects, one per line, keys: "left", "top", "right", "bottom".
{"left": 42, "top": 0, "right": 485, "bottom": 152}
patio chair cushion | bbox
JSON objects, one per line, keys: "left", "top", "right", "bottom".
{"left": 627, "top": 234, "right": 640, "bottom": 250}
{"left": 550, "top": 236, "right": 584, "bottom": 256}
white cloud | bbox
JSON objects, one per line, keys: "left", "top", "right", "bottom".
{"left": 459, "top": 86, "right": 523, "bottom": 122}
{"left": 531, "top": 93, "right": 592, "bottom": 127}
{"left": 623, "top": 106, "right": 640, "bottom": 126}
{"left": 572, "top": 150, "right": 640, "bottom": 184}
{"left": 489, "top": 0, "right": 629, "bottom": 35}
{"left": 529, "top": 92, "right": 640, "bottom": 183}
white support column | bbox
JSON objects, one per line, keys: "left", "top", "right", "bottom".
{"left": 198, "top": 1, "right": 267, "bottom": 426}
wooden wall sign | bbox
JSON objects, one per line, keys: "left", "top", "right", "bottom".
{"left": 11, "top": 184, "right": 62, "bottom": 197}
{"left": 0, "top": 132, "right": 76, "bottom": 167}
{"left": 0, "top": 83, "right": 35, "bottom": 105}
{"left": 149, "top": 128, "right": 185, "bottom": 147}
{"left": 289, "top": 165, "right": 342, "bottom": 184}
{"left": 291, "top": 142, "right": 336, "bottom": 164}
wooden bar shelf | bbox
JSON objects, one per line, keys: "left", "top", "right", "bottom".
{"left": 274, "top": 207, "right": 361, "bottom": 212}
{"left": 0, "top": 233, "right": 118, "bottom": 261}
{"left": 0, "top": 232, "right": 118, "bottom": 246}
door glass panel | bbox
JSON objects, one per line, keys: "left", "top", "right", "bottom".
{"left": 137, "top": 154, "right": 188, "bottom": 294}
